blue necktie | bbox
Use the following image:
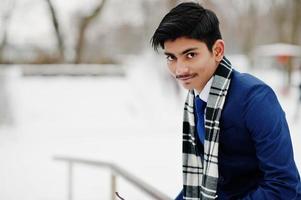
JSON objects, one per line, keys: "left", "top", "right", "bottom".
{"left": 194, "top": 95, "right": 206, "bottom": 145}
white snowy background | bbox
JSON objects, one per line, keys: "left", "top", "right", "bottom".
{"left": 0, "top": 54, "right": 300, "bottom": 200}
{"left": 0, "top": 0, "right": 300, "bottom": 199}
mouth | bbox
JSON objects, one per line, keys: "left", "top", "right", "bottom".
{"left": 176, "top": 74, "right": 197, "bottom": 81}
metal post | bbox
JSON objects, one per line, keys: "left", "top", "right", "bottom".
{"left": 68, "top": 162, "right": 73, "bottom": 200}
{"left": 111, "top": 172, "right": 116, "bottom": 200}
{"left": 54, "top": 156, "right": 171, "bottom": 200}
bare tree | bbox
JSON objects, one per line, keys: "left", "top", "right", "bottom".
{"left": 74, "top": 0, "right": 107, "bottom": 64}
{"left": 0, "top": 0, "right": 15, "bottom": 125}
{"left": 271, "top": 0, "right": 301, "bottom": 88}
{"left": 0, "top": 0, "right": 15, "bottom": 63}
{"left": 270, "top": 0, "right": 300, "bottom": 43}
{"left": 222, "top": 0, "right": 260, "bottom": 55}
{"left": 241, "top": 2, "right": 258, "bottom": 55}
{"left": 272, "top": 0, "right": 290, "bottom": 43}
{"left": 289, "top": 0, "right": 301, "bottom": 90}
{"left": 290, "top": 0, "right": 301, "bottom": 45}
{"left": 44, "top": 0, "right": 65, "bottom": 62}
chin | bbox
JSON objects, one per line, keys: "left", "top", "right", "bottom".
{"left": 181, "top": 83, "right": 194, "bottom": 91}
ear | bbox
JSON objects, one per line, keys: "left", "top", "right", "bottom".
{"left": 212, "top": 39, "right": 224, "bottom": 62}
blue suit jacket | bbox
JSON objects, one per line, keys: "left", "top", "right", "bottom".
{"left": 176, "top": 69, "right": 301, "bottom": 200}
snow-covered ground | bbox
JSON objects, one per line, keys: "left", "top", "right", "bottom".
{"left": 0, "top": 55, "right": 300, "bottom": 200}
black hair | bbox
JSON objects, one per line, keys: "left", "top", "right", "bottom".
{"left": 151, "top": 2, "right": 222, "bottom": 52}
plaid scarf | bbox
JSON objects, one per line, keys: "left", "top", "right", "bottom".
{"left": 182, "top": 57, "right": 233, "bottom": 199}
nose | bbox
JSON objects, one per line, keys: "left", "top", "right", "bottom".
{"left": 175, "top": 59, "right": 189, "bottom": 75}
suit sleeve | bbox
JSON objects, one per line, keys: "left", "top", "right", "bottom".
{"left": 241, "top": 85, "right": 301, "bottom": 199}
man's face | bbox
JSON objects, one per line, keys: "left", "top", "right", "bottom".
{"left": 164, "top": 37, "right": 221, "bottom": 93}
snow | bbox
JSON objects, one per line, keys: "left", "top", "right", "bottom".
{"left": 0, "top": 55, "right": 300, "bottom": 200}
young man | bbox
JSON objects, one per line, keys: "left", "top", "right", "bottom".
{"left": 151, "top": 2, "right": 301, "bottom": 200}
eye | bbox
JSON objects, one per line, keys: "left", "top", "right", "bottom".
{"left": 166, "top": 55, "right": 175, "bottom": 61}
{"left": 187, "top": 52, "right": 197, "bottom": 59}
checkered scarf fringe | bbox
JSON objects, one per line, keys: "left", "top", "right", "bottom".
{"left": 182, "top": 57, "right": 233, "bottom": 199}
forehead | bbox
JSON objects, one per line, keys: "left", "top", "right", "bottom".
{"left": 164, "top": 37, "right": 207, "bottom": 53}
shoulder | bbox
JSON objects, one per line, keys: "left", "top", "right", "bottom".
{"left": 229, "top": 70, "right": 286, "bottom": 133}
{"left": 229, "top": 69, "right": 274, "bottom": 98}
{"left": 231, "top": 69, "right": 266, "bottom": 89}
{"left": 227, "top": 69, "right": 281, "bottom": 115}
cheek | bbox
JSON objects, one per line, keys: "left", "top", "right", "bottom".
{"left": 167, "top": 64, "right": 176, "bottom": 75}
{"left": 193, "top": 56, "right": 213, "bottom": 70}
{"left": 191, "top": 60, "right": 206, "bottom": 71}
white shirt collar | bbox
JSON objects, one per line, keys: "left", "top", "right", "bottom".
{"left": 194, "top": 77, "right": 213, "bottom": 103}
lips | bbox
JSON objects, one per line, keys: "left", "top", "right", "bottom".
{"left": 176, "top": 74, "right": 197, "bottom": 81}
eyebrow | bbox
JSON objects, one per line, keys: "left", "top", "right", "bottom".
{"left": 164, "top": 47, "right": 198, "bottom": 57}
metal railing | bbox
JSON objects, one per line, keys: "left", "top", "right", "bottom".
{"left": 53, "top": 156, "right": 172, "bottom": 200}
